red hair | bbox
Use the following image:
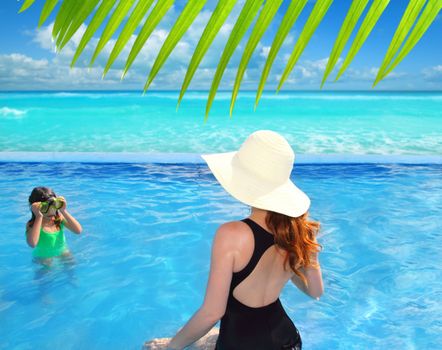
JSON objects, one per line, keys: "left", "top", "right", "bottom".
{"left": 266, "top": 210, "right": 322, "bottom": 286}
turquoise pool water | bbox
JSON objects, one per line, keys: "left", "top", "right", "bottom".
{"left": 0, "top": 161, "right": 441, "bottom": 349}
{"left": 1, "top": 91, "right": 441, "bottom": 154}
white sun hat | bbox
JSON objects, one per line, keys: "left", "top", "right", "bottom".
{"left": 201, "top": 130, "right": 310, "bottom": 217}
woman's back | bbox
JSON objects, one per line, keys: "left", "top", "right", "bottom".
{"left": 230, "top": 217, "right": 295, "bottom": 308}
{"left": 215, "top": 217, "right": 302, "bottom": 350}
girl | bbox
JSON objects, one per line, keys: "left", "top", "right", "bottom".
{"left": 26, "top": 186, "right": 82, "bottom": 265}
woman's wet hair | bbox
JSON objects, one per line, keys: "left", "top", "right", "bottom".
{"left": 27, "top": 187, "right": 62, "bottom": 229}
{"left": 266, "top": 211, "right": 322, "bottom": 287}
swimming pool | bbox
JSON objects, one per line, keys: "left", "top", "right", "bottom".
{"left": 0, "top": 160, "right": 441, "bottom": 349}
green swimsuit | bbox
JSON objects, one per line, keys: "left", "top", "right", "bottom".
{"left": 27, "top": 220, "right": 69, "bottom": 258}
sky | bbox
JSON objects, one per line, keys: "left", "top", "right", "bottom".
{"left": 0, "top": 0, "right": 441, "bottom": 91}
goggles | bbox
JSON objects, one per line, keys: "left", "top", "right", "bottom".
{"left": 39, "top": 197, "right": 64, "bottom": 214}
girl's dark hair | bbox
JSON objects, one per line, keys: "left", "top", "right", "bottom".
{"left": 27, "top": 187, "right": 62, "bottom": 229}
{"left": 266, "top": 210, "right": 322, "bottom": 287}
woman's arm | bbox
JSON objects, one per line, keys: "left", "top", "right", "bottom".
{"left": 291, "top": 252, "right": 324, "bottom": 300}
{"left": 166, "top": 309, "right": 219, "bottom": 350}
{"left": 166, "top": 222, "right": 238, "bottom": 349}
{"left": 58, "top": 197, "right": 82, "bottom": 234}
{"left": 26, "top": 203, "right": 43, "bottom": 247}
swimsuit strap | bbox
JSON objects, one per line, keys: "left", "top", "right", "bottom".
{"left": 230, "top": 218, "right": 275, "bottom": 291}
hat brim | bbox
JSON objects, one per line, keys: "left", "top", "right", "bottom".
{"left": 201, "top": 151, "right": 310, "bottom": 217}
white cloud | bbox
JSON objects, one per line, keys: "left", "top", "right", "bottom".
{"left": 259, "top": 46, "right": 271, "bottom": 59}
{"left": 1, "top": 4, "right": 438, "bottom": 91}
{"left": 422, "top": 65, "right": 442, "bottom": 81}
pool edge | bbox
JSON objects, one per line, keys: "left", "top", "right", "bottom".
{"left": 0, "top": 152, "right": 441, "bottom": 164}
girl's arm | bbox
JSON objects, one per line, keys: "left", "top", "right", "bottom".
{"left": 26, "top": 203, "right": 43, "bottom": 247}
{"left": 60, "top": 209, "right": 82, "bottom": 234}
{"left": 58, "top": 196, "right": 82, "bottom": 234}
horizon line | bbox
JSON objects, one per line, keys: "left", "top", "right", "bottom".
{"left": 1, "top": 89, "right": 442, "bottom": 93}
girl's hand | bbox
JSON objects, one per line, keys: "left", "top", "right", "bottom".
{"left": 143, "top": 338, "right": 175, "bottom": 350}
{"left": 31, "top": 202, "right": 43, "bottom": 217}
{"left": 58, "top": 196, "right": 67, "bottom": 211}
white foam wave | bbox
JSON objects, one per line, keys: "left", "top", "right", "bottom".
{"left": 0, "top": 107, "right": 27, "bottom": 117}
{"left": 53, "top": 92, "right": 82, "bottom": 97}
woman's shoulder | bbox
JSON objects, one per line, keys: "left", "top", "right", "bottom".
{"left": 215, "top": 220, "right": 253, "bottom": 244}
{"left": 217, "top": 220, "right": 249, "bottom": 232}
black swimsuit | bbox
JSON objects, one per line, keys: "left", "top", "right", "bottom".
{"left": 215, "top": 218, "right": 302, "bottom": 350}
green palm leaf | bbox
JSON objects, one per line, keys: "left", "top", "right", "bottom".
{"left": 229, "top": 0, "right": 284, "bottom": 116}
{"left": 205, "top": 0, "right": 265, "bottom": 120}
{"left": 321, "top": 0, "right": 369, "bottom": 88}
{"left": 143, "top": 0, "right": 208, "bottom": 92}
{"left": 70, "top": 0, "right": 117, "bottom": 68}
{"left": 372, "top": 0, "right": 426, "bottom": 87}
{"left": 56, "top": 0, "right": 101, "bottom": 51}
{"left": 277, "top": 0, "right": 334, "bottom": 92}
{"left": 89, "top": 0, "right": 137, "bottom": 66}
{"left": 102, "top": 0, "right": 155, "bottom": 78}
{"left": 18, "top": 0, "right": 36, "bottom": 14}
{"left": 122, "top": 0, "right": 174, "bottom": 80}
{"left": 39, "top": 0, "right": 59, "bottom": 28}
{"left": 18, "top": 0, "right": 441, "bottom": 117}
{"left": 255, "top": 0, "right": 307, "bottom": 109}
{"left": 377, "top": 0, "right": 442, "bottom": 83}
{"left": 335, "top": 0, "right": 390, "bottom": 81}
{"left": 177, "top": 0, "right": 237, "bottom": 109}
{"left": 52, "top": 0, "right": 77, "bottom": 41}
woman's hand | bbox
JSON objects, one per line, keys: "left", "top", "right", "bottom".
{"left": 31, "top": 202, "right": 43, "bottom": 218}
{"left": 143, "top": 338, "right": 175, "bottom": 350}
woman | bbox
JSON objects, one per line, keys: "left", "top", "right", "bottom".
{"left": 145, "top": 130, "right": 324, "bottom": 350}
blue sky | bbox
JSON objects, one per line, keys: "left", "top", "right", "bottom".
{"left": 0, "top": 0, "right": 441, "bottom": 91}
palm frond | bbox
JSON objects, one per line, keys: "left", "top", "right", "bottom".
{"left": 321, "top": 0, "right": 369, "bottom": 88}
{"left": 229, "top": 0, "right": 283, "bottom": 116}
{"left": 255, "top": 0, "right": 307, "bottom": 109}
{"left": 90, "top": 0, "right": 138, "bottom": 66}
{"left": 19, "top": 0, "right": 441, "bottom": 118}
{"left": 103, "top": 0, "right": 155, "bottom": 77}
{"left": 57, "top": 0, "right": 101, "bottom": 50}
{"left": 177, "top": 0, "right": 237, "bottom": 109}
{"left": 71, "top": 0, "right": 117, "bottom": 67}
{"left": 376, "top": 0, "right": 442, "bottom": 83}
{"left": 39, "top": 0, "right": 59, "bottom": 28}
{"left": 143, "top": 0, "right": 208, "bottom": 92}
{"left": 52, "top": 0, "right": 78, "bottom": 42}
{"left": 277, "top": 0, "right": 334, "bottom": 92}
{"left": 121, "top": 0, "right": 174, "bottom": 80}
{"left": 372, "top": 0, "right": 427, "bottom": 87}
{"left": 205, "top": 0, "right": 264, "bottom": 120}
{"left": 18, "top": 0, "right": 36, "bottom": 13}
{"left": 335, "top": 0, "right": 391, "bottom": 81}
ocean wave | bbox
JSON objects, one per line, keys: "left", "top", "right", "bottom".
{"left": 262, "top": 94, "right": 442, "bottom": 101}
{"left": 52, "top": 92, "right": 134, "bottom": 99}
{"left": 0, "top": 107, "right": 27, "bottom": 117}
{"left": 2, "top": 91, "right": 441, "bottom": 101}
{"left": 53, "top": 92, "right": 82, "bottom": 97}
{"left": 145, "top": 92, "right": 442, "bottom": 101}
